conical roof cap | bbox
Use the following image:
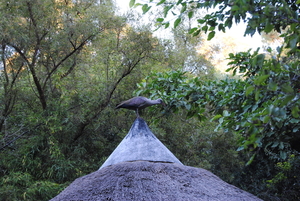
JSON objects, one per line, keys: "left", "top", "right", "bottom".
{"left": 99, "top": 117, "right": 182, "bottom": 169}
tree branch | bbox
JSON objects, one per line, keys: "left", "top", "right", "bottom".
{"left": 72, "top": 55, "right": 146, "bottom": 142}
{"left": 43, "top": 34, "right": 95, "bottom": 88}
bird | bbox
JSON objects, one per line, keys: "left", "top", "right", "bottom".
{"left": 115, "top": 96, "right": 165, "bottom": 117}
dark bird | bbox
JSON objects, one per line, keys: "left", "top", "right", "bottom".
{"left": 115, "top": 96, "right": 165, "bottom": 117}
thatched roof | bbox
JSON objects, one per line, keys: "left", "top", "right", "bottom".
{"left": 50, "top": 161, "right": 262, "bottom": 201}
{"left": 100, "top": 117, "right": 182, "bottom": 169}
{"left": 50, "top": 118, "right": 262, "bottom": 201}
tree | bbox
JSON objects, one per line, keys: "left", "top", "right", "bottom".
{"left": 72, "top": 25, "right": 157, "bottom": 141}
{"left": 0, "top": 0, "right": 113, "bottom": 137}
{"left": 169, "top": 24, "right": 215, "bottom": 75}
{"left": 0, "top": 1, "right": 163, "bottom": 200}
{"left": 1, "top": 0, "right": 102, "bottom": 110}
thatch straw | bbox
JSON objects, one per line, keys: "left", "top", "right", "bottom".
{"left": 50, "top": 161, "right": 262, "bottom": 201}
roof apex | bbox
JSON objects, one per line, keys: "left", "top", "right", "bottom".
{"left": 99, "top": 117, "right": 182, "bottom": 169}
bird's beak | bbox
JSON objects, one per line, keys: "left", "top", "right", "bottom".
{"left": 161, "top": 102, "right": 166, "bottom": 107}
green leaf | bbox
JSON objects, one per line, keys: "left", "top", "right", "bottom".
{"left": 164, "top": 22, "right": 170, "bottom": 28}
{"left": 291, "top": 106, "right": 300, "bottom": 118}
{"left": 209, "top": 26, "right": 215, "bottom": 31}
{"left": 246, "top": 154, "right": 256, "bottom": 166}
{"left": 253, "top": 74, "right": 269, "bottom": 85}
{"left": 184, "top": 103, "right": 191, "bottom": 110}
{"left": 280, "top": 151, "right": 287, "bottom": 160}
{"left": 142, "top": 4, "right": 151, "bottom": 14}
{"left": 268, "top": 81, "right": 278, "bottom": 91}
{"left": 256, "top": 54, "right": 265, "bottom": 66}
{"left": 207, "top": 31, "right": 215, "bottom": 40}
{"left": 157, "top": 0, "right": 166, "bottom": 6}
{"left": 197, "top": 19, "right": 206, "bottom": 24}
{"left": 188, "top": 11, "right": 194, "bottom": 19}
{"left": 271, "top": 141, "right": 279, "bottom": 148}
{"left": 202, "top": 25, "right": 208, "bottom": 32}
{"left": 288, "top": 34, "right": 299, "bottom": 49}
{"left": 281, "top": 94, "right": 295, "bottom": 106}
{"left": 279, "top": 142, "right": 285, "bottom": 150}
{"left": 223, "top": 110, "right": 230, "bottom": 117}
{"left": 246, "top": 85, "right": 255, "bottom": 96}
{"left": 219, "top": 117, "right": 224, "bottom": 124}
{"left": 188, "top": 27, "right": 198, "bottom": 34}
{"left": 163, "top": 5, "right": 173, "bottom": 17}
{"left": 180, "top": 3, "right": 187, "bottom": 13}
{"left": 156, "top": 18, "right": 164, "bottom": 22}
{"left": 211, "top": 114, "right": 222, "bottom": 121}
{"left": 129, "top": 0, "right": 135, "bottom": 7}
{"left": 281, "top": 83, "right": 294, "bottom": 93}
{"left": 218, "top": 23, "right": 225, "bottom": 32}
{"left": 192, "top": 29, "right": 201, "bottom": 36}
{"left": 187, "top": 110, "right": 196, "bottom": 118}
{"left": 176, "top": 0, "right": 183, "bottom": 5}
{"left": 231, "top": 5, "right": 240, "bottom": 11}
{"left": 266, "top": 47, "right": 272, "bottom": 53}
{"left": 263, "top": 115, "right": 270, "bottom": 123}
{"left": 268, "top": 104, "right": 274, "bottom": 115}
{"left": 264, "top": 21, "right": 274, "bottom": 33}
{"left": 271, "top": 107, "right": 280, "bottom": 116}
{"left": 255, "top": 90, "right": 260, "bottom": 101}
{"left": 174, "top": 18, "right": 182, "bottom": 28}
{"left": 236, "top": 146, "right": 244, "bottom": 151}
{"left": 135, "top": 90, "right": 143, "bottom": 96}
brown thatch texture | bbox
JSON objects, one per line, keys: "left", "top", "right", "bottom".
{"left": 50, "top": 161, "right": 262, "bottom": 201}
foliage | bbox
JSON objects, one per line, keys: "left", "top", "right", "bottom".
{"left": 167, "top": 24, "right": 215, "bottom": 75}
{"left": 136, "top": 54, "right": 299, "bottom": 161}
{"left": 145, "top": 111, "right": 245, "bottom": 183}
{"left": 265, "top": 154, "right": 300, "bottom": 200}
{"left": 132, "top": 0, "right": 300, "bottom": 51}
{"left": 131, "top": 0, "right": 300, "bottom": 199}
{"left": 227, "top": 48, "right": 300, "bottom": 157}
{"left": 136, "top": 48, "right": 300, "bottom": 199}
{"left": 0, "top": 0, "right": 171, "bottom": 200}
{"left": 0, "top": 171, "right": 63, "bottom": 201}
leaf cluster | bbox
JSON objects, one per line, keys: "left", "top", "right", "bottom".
{"left": 132, "top": 0, "right": 300, "bottom": 52}
{"left": 135, "top": 47, "right": 300, "bottom": 199}
{"left": 132, "top": 1, "right": 300, "bottom": 199}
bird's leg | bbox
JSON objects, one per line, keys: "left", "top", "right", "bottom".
{"left": 136, "top": 109, "right": 140, "bottom": 117}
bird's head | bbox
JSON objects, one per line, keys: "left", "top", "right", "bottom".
{"left": 157, "top": 98, "right": 166, "bottom": 107}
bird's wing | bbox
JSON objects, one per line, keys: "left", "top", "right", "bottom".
{"left": 115, "top": 97, "right": 147, "bottom": 109}
{"left": 130, "top": 97, "right": 147, "bottom": 107}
